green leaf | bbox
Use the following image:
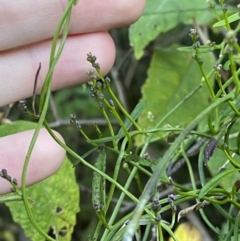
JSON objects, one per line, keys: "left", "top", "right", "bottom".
{"left": 198, "top": 169, "right": 238, "bottom": 199}
{"left": 129, "top": 0, "right": 216, "bottom": 59}
{"left": 136, "top": 46, "right": 214, "bottom": 146}
{"left": 213, "top": 12, "right": 240, "bottom": 28}
{"left": 0, "top": 120, "right": 37, "bottom": 136}
{"left": 7, "top": 157, "right": 79, "bottom": 241}
{"left": 0, "top": 121, "right": 80, "bottom": 241}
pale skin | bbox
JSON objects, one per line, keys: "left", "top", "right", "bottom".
{"left": 0, "top": 0, "right": 146, "bottom": 194}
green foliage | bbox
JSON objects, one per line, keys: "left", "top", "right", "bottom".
{"left": 136, "top": 46, "right": 214, "bottom": 146}
{"left": 7, "top": 157, "right": 79, "bottom": 241}
{"left": 213, "top": 12, "right": 240, "bottom": 27}
{"left": 198, "top": 168, "right": 238, "bottom": 199}
{"left": 129, "top": 0, "right": 217, "bottom": 59}
{"left": 1, "top": 0, "right": 240, "bottom": 241}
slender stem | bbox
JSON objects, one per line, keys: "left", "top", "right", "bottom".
{"left": 101, "top": 108, "right": 118, "bottom": 150}
{"left": 123, "top": 93, "right": 233, "bottom": 241}
{"left": 157, "top": 222, "right": 163, "bottom": 241}
{"left": 20, "top": 2, "right": 76, "bottom": 240}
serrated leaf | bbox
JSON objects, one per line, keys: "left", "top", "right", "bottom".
{"left": 0, "top": 121, "right": 80, "bottom": 241}
{"left": 213, "top": 12, "right": 240, "bottom": 28}
{"left": 198, "top": 169, "right": 237, "bottom": 199}
{"left": 136, "top": 46, "right": 214, "bottom": 147}
{"left": 129, "top": 0, "right": 217, "bottom": 59}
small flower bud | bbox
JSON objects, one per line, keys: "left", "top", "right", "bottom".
{"left": 98, "top": 93, "right": 105, "bottom": 100}
{"left": 12, "top": 178, "right": 18, "bottom": 185}
{"left": 155, "top": 214, "right": 161, "bottom": 222}
{"left": 109, "top": 99, "right": 115, "bottom": 107}
{"left": 172, "top": 205, "right": 177, "bottom": 212}
{"left": 6, "top": 175, "right": 11, "bottom": 181}
{"left": 197, "top": 57, "right": 203, "bottom": 64}
{"left": 105, "top": 77, "right": 111, "bottom": 84}
{"left": 69, "top": 114, "right": 77, "bottom": 125}
{"left": 99, "top": 102, "right": 104, "bottom": 109}
{"left": 168, "top": 194, "right": 176, "bottom": 204}
{"left": 10, "top": 187, "right": 15, "bottom": 192}
{"left": 93, "top": 63, "right": 100, "bottom": 69}
{"left": 87, "top": 52, "right": 97, "bottom": 63}
{"left": 96, "top": 80, "right": 103, "bottom": 89}
{"left": 222, "top": 3, "right": 227, "bottom": 11}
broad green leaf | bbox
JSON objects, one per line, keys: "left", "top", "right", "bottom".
{"left": 136, "top": 46, "right": 214, "bottom": 146}
{"left": 198, "top": 169, "right": 238, "bottom": 199}
{"left": 213, "top": 12, "right": 240, "bottom": 28}
{"left": 129, "top": 0, "right": 217, "bottom": 59}
{"left": 0, "top": 121, "right": 80, "bottom": 241}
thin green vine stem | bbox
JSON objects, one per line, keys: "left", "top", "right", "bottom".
{"left": 89, "top": 127, "right": 212, "bottom": 146}
{"left": 161, "top": 222, "right": 178, "bottom": 241}
{"left": 123, "top": 93, "right": 234, "bottom": 241}
{"left": 199, "top": 209, "right": 219, "bottom": 234}
{"left": 96, "top": 69, "right": 141, "bottom": 131}
{"left": 222, "top": 6, "right": 231, "bottom": 30}
{"left": 105, "top": 85, "right": 141, "bottom": 131}
{"left": 101, "top": 107, "right": 118, "bottom": 150}
{"left": 39, "top": 2, "right": 73, "bottom": 113}
{"left": 215, "top": 71, "right": 240, "bottom": 116}
{"left": 103, "top": 98, "right": 132, "bottom": 152}
{"left": 157, "top": 222, "right": 164, "bottom": 241}
{"left": 128, "top": 161, "right": 152, "bottom": 177}
{"left": 20, "top": 2, "right": 76, "bottom": 240}
{"left": 198, "top": 61, "right": 215, "bottom": 100}
{"left": 215, "top": 68, "right": 240, "bottom": 98}
{"left": 169, "top": 210, "right": 176, "bottom": 230}
{"left": 230, "top": 199, "right": 240, "bottom": 209}
{"left": 101, "top": 167, "right": 140, "bottom": 240}
{"left": 213, "top": 203, "right": 235, "bottom": 224}
{"left": 228, "top": 52, "right": 240, "bottom": 98}
{"left": 44, "top": 121, "right": 141, "bottom": 203}
{"left": 234, "top": 211, "right": 240, "bottom": 240}
{"left": 223, "top": 225, "right": 234, "bottom": 241}
{"left": 181, "top": 143, "right": 197, "bottom": 190}
{"left": 142, "top": 224, "right": 151, "bottom": 241}
{"left": 104, "top": 211, "right": 134, "bottom": 241}
{"left": 198, "top": 145, "right": 206, "bottom": 187}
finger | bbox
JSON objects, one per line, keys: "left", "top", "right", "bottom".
{"left": 0, "top": 129, "right": 65, "bottom": 194}
{"left": 0, "top": 31, "right": 115, "bottom": 106}
{"left": 0, "top": 0, "right": 146, "bottom": 50}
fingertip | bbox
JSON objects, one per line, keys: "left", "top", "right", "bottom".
{"left": 0, "top": 129, "right": 66, "bottom": 194}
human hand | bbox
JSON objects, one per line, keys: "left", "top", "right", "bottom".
{"left": 0, "top": 0, "right": 145, "bottom": 194}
